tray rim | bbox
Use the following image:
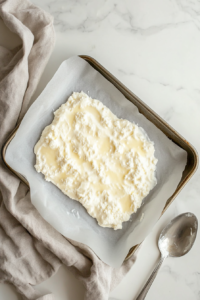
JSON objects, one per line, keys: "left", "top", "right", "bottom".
{"left": 2, "top": 55, "right": 199, "bottom": 261}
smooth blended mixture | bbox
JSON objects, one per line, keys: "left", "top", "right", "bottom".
{"left": 34, "top": 92, "right": 157, "bottom": 229}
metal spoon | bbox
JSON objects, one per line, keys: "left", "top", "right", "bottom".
{"left": 136, "top": 212, "right": 198, "bottom": 300}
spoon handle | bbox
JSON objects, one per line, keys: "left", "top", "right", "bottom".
{"left": 136, "top": 255, "right": 166, "bottom": 300}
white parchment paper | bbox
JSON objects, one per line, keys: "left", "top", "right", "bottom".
{"left": 6, "top": 56, "right": 187, "bottom": 267}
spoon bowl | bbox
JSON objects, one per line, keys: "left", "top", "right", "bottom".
{"left": 159, "top": 212, "right": 198, "bottom": 258}
{"left": 136, "top": 212, "right": 198, "bottom": 300}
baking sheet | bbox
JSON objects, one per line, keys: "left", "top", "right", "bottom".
{"left": 6, "top": 56, "right": 187, "bottom": 267}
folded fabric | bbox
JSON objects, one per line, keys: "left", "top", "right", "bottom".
{"left": 0, "top": 0, "right": 138, "bottom": 299}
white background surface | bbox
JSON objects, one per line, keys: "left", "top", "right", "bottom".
{"left": 1, "top": 0, "right": 200, "bottom": 299}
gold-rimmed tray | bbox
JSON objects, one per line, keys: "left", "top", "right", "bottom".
{"left": 2, "top": 55, "right": 198, "bottom": 261}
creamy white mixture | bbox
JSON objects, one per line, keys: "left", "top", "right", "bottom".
{"left": 34, "top": 92, "right": 157, "bottom": 229}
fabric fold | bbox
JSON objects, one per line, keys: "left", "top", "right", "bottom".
{"left": 0, "top": 1, "right": 138, "bottom": 299}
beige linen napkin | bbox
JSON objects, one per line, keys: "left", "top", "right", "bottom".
{"left": 0, "top": 0, "right": 138, "bottom": 299}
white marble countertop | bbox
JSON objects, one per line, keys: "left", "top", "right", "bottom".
{"left": 0, "top": 0, "right": 200, "bottom": 299}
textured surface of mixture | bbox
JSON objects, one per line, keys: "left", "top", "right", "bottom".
{"left": 34, "top": 92, "right": 157, "bottom": 229}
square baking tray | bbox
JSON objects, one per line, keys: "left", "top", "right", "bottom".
{"left": 2, "top": 55, "right": 198, "bottom": 260}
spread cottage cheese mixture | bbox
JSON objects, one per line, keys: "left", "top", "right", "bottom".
{"left": 34, "top": 92, "right": 158, "bottom": 229}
